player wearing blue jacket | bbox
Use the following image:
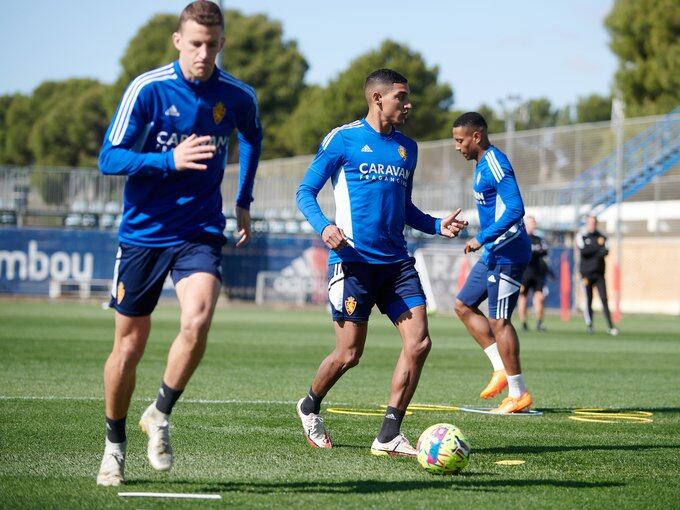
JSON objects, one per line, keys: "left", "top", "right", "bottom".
{"left": 295, "top": 69, "right": 467, "bottom": 457}
{"left": 97, "top": 1, "right": 261, "bottom": 486}
{"left": 452, "top": 112, "right": 533, "bottom": 414}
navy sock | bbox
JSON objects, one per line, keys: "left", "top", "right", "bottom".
{"left": 155, "top": 381, "right": 184, "bottom": 415}
{"left": 106, "top": 416, "right": 126, "bottom": 443}
{"left": 300, "top": 387, "right": 323, "bottom": 415}
{"left": 377, "top": 406, "right": 405, "bottom": 443}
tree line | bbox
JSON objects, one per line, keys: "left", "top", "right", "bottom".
{"left": 0, "top": 0, "right": 676, "bottom": 168}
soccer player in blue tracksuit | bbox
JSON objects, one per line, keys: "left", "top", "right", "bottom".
{"left": 295, "top": 69, "right": 467, "bottom": 456}
{"left": 96, "top": 1, "right": 261, "bottom": 486}
{"left": 452, "top": 112, "right": 533, "bottom": 414}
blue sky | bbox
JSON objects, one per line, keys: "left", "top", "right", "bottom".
{"left": 1, "top": 0, "right": 617, "bottom": 110}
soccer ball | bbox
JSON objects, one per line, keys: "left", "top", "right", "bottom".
{"left": 416, "top": 423, "right": 470, "bottom": 475}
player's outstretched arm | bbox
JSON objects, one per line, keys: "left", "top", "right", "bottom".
{"left": 404, "top": 172, "right": 467, "bottom": 236}
{"left": 440, "top": 208, "right": 469, "bottom": 238}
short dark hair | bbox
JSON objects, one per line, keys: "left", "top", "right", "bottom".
{"left": 364, "top": 68, "right": 408, "bottom": 91}
{"left": 179, "top": 0, "right": 224, "bottom": 30}
{"left": 453, "top": 112, "right": 488, "bottom": 131}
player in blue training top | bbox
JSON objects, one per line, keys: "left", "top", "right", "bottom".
{"left": 452, "top": 112, "right": 533, "bottom": 414}
{"left": 295, "top": 68, "right": 468, "bottom": 457}
{"left": 96, "top": 1, "right": 261, "bottom": 486}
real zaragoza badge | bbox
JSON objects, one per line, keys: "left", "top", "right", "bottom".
{"left": 213, "top": 102, "right": 226, "bottom": 124}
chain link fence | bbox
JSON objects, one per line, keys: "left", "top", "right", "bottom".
{"left": 1, "top": 114, "right": 678, "bottom": 234}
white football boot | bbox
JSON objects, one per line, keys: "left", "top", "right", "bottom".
{"left": 96, "top": 439, "right": 126, "bottom": 486}
{"left": 139, "top": 403, "right": 173, "bottom": 471}
{"left": 370, "top": 434, "right": 418, "bottom": 457}
{"left": 296, "top": 398, "right": 332, "bottom": 448}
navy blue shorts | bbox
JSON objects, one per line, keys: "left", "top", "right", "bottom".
{"left": 327, "top": 257, "right": 426, "bottom": 323}
{"left": 457, "top": 260, "right": 526, "bottom": 320}
{"left": 109, "top": 237, "right": 223, "bottom": 317}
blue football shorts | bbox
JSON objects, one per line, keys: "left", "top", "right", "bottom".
{"left": 327, "top": 257, "right": 426, "bottom": 323}
{"left": 457, "top": 259, "right": 526, "bottom": 320}
{"left": 109, "top": 236, "right": 223, "bottom": 317}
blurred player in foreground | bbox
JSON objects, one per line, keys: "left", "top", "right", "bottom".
{"left": 296, "top": 68, "right": 467, "bottom": 456}
{"left": 518, "top": 216, "right": 551, "bottom": 332}
{"left": 452, "top": 112, "right": 533, "bottom": 414}
{"left": 96, "top": 1, "right": 261, "bottom": 486}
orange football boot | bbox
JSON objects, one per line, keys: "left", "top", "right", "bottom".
{"left": 491, "top": 392, "right": 533, "bottom": 414}
{"left": 480, "top": 369, "right": 507, "bottom": 399}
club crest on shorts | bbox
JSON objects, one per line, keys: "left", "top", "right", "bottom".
{"left": 398, "top": 145, "right": 407, "bottom": 160}
{"left": 213, "top": 102, "right": 226, "bottom": 124}
{"left": 345, "top": 296, "right": 357, "bottom": 315}
{"left": 117, "top": 282, "right": 125, "bottom": 304}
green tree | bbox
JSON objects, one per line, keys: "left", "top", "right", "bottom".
{"left": 222, "top": 10, "right": 308, "bottom": 158}
{"left": 110, "top": 14, "right": 178, "bottom": 112}
{"left": 518, "top": 98, "right": 558, "bottom": 130}
{"left": 282, "top": 40, "right": 454, "bottom": 155}
{"left": 555, "top": 105, "right": 575, "bottom": 126}
{"left": 278, "top": 85, "right": 326, "bottom": 156}
{"left": 3, "top": 95, "right": 35, "bottom": 165}
{"left": 605, "top": 0, "right": 680, "bottom": 115}
{"left": 70, "top": 85, "right": 111, "bottom": 167}
{"left": 28, "top": 79, "right": 105, "bottom": 166}
{"left": 476, "top": 104, "right": 505, "bottom": 134}
{"left": 575, "top": 94, "right": 612, "bottom": 123}
{"left": 0, "top": 95, "right": 16, "bottom": 163}
{"left": 112, "top": 11, "right": 309, "bottom": 158}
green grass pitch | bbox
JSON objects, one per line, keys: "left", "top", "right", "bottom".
{"left": 0, "top": 300, "right": 678, "bottom": 509}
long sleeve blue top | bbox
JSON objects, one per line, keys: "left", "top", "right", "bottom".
{"left": 473, "top": 146, "right": 531, "bottom": 264}
{"left": 99, "top": 61, "right": 262, "bottom": 247}
{"left": 296, "top": 119, "right": 442, "bottom": 265}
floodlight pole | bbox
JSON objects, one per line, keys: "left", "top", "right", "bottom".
{"left": 612, "top": 92, "right": 624, "bottom": 323}
{"left": 500, "top": 94, "right": 522, "bottom": 161}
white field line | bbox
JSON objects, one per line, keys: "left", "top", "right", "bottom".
{"left": 119, "top": 492, "right": 221, "bottom": 500}
{"left": 0, "top": 395, "right": 354, "bottom": 406}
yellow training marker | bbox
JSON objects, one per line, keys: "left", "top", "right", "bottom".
{"left": 406, "top": 404, "right": 461, "bottom": 412}
{"left": 495, "top": 460, "right": 526, "bottom": 466}
{"left": 569, "top": 408, "right": 653, "bottom": 424}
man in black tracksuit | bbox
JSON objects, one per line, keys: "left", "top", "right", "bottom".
{"left": 576, "top": 216, "right": 619, "bottom": 336}
{"left": 519, "top": 216, "right": 551, "bottom": 332}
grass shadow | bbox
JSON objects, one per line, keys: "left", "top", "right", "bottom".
{"left": 123, "top": 477, "right": 624, "bottom": 494}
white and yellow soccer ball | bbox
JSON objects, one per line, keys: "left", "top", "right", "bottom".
{"left": 416, "top": 423, "right": 470, "bottom": 475}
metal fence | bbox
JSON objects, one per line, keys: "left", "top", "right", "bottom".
{"left": 2, "top": 114, "right": 679, "bottom": 234}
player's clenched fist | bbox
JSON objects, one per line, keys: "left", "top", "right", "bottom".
{"left": 173, "top": 134, "right": 216, "bottom": 171}
{"left": 464, "top": 238, "right": 482, "bottom": 254}
{"left": 321, "top": 224, "right": 349, "bottom": 251}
